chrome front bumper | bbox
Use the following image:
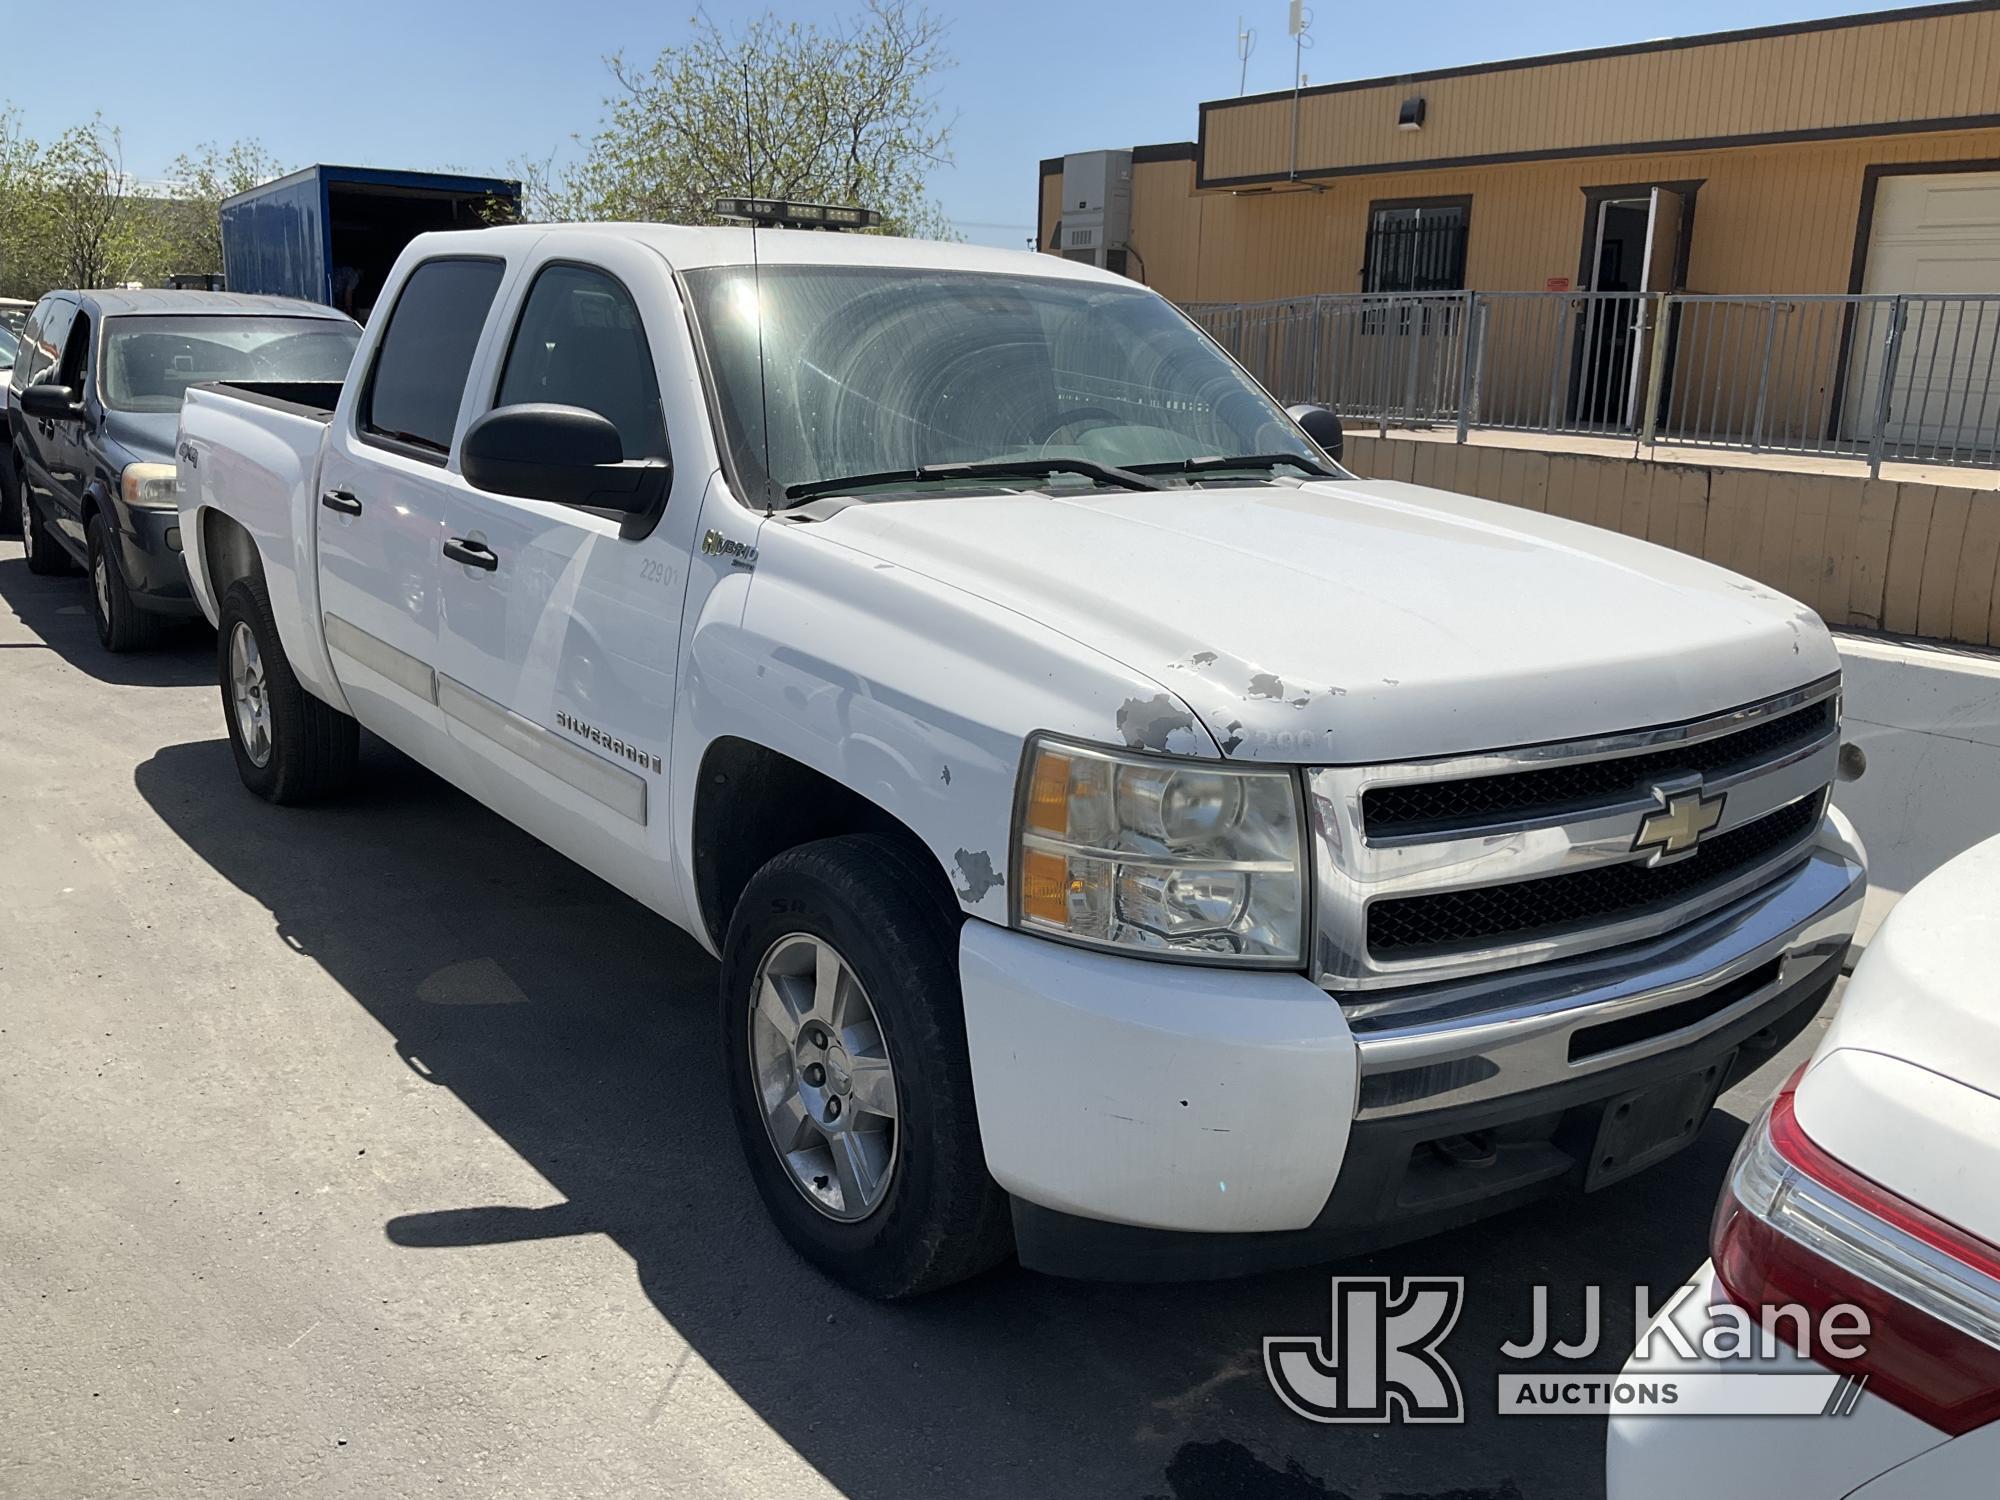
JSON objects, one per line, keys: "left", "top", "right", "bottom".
{"left": 1344, "top": 830, "right": 1864, "bottom": 1120}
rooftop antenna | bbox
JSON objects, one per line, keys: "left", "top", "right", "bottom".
{"left": 1287, "top": 1, "right": 1315, "bottom": 181}
{"left": 1235, "top": 16, "right": 1256, "bottom": 95}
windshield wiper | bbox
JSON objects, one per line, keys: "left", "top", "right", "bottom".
{"left": 783, "top": 457, "right": 1161, "bottom": 503}
{"left": 1128, "top": 453, "right": 1337, "bottom": 478}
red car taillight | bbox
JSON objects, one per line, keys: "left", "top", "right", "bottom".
{"left": 1711, "top": 1064, "right": 2000, "bottom": 1436}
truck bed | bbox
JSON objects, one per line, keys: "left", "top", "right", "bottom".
{"left": 177, "top": 380, "right": 348, "bottom": 711}
{"left": 189, "top": 379, "right": 344, "bottom": 420}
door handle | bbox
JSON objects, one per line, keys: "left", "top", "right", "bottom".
{"left": 443, "top": 536, "right": 499, "bottom": 571}
{"left": 320, "top": 489, "right": 362, "bottom": 516}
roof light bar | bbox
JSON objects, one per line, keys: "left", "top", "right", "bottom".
{"left": 713, "top": 198, "right": 882, "bottom": 232}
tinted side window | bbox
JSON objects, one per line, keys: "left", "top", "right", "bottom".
{"left": 496, "top": 264, "right": 667, "bottom": 459}
{"left": 58, "top": 312, "right": 92, "bottom": 391}
{"left": 361, "top": 258, "right": 504, "bottom": 458}
{"left": 22, "top": 301, "right": 74, "bottom": 391}
{"left": 9, "top": 305, "right": 46, "bottom": 393}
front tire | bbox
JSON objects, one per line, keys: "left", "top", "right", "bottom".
{"left": 721, "top": 834, "right": 1011, "bottom": 1298}
{"left": 217, "top": 576, "right": 360, "bottom": 803}
{"left": 87, "top": 513, "right": 162, "bottom": 653}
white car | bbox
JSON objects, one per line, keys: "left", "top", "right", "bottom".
{"left": 176, "top": 203, "right": 1864, "bottom": 1296}
{"left": 1608, "top": 832, "right": 2000, "bottom": 1497}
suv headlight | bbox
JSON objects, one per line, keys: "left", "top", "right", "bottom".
{"left": 121, "top": 462, "right": 179, "bottom": 507}
{"left": 1011, "top": 736, "right": 1306, "bottom": 964}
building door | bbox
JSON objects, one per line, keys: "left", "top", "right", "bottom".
{"left": 1574, "top": 190, "right": 1682, "bottom": 431}
{"left": 1848, "top": 171, "right": 2000, "bottom": 458}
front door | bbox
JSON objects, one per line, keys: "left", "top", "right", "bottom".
{"left": 15, "top": 299, "right": 75, "bottom": 523}
{"left": 432, "top": 244, "right": 697, "bottom": 911}
{"left": 315, "top": 254, "right": 507, "bottom": 765}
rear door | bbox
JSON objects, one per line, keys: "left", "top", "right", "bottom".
{"left": 315, "top": 255, "right": 507, "bottom": 766}
{"left": 431, "top": 239, "right": 699, "bottom": 908}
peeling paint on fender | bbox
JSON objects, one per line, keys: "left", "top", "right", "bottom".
{"left": 953, "top": 848, "right": 1005, "bottom": 902}
{"left": 1117, "top": 693, "right": 1197, "bottom": 752}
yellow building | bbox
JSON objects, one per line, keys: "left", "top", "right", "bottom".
{"left": 1037, "top": 2, "right": 2000, "bottom": 308}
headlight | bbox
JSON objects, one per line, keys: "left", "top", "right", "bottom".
{"left": 121, "top": 462, "right": 178, "bottom": 507}
{"left": 1012, "top": 736, "right": 1306, "bottom": 964}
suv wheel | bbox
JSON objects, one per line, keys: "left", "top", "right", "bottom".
{"left": 217, "top": 576, "right": 360, "bottom": 803}
{"left": 21, "top": 492, "right": 72, "bottom": 576}
{"left": 721, "top": 834, "right": 1011, "bottom": 1298}
{"left": 87, "top": 513, "right": 162, "bottom": 652}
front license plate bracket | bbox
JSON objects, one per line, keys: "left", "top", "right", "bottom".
{"left": 1584, "top": 1056, "right": 1733, "bottom": 1191}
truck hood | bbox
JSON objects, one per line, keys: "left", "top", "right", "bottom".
{"left": 808, "top": 476, "right": 1839, "bottom": 764}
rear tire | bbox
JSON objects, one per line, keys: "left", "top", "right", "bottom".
{"left": 0, "top": 452, "right": 20, "bottom": 536}
{"left": 217, "top": 576, "right": 359, "bottom": 804}
{"left": 21, "top": 492, "right": 72, "bottom": 576}
{"left": 87, "top": 513, "right": 162, "bottom": 653}
{"left": 721, "top": 834, "right": 1011, "bottom": 1298}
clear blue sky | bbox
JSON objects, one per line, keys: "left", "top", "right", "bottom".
{"left": 5, "top": 0, "right": 1916, "bottom": 248}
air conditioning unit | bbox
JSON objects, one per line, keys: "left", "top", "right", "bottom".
{"left": 1058, "top": 150, "right": 1133, "bottom": 274}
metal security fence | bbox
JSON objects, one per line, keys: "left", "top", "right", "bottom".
{"left": 1188, "top": 289, "right": 2000, "bottom": 476}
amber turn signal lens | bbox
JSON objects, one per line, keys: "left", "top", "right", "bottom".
{"left": 1025, "top": 749, "right": 1072, "bottom": 835}
{"left": 1019, "top": 847, "right": 1071, "bottom": 925}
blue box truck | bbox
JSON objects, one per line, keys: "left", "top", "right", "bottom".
{"left": 219, "top": 165, "right": 520, "bottom": 322}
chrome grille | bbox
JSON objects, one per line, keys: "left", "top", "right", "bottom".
{"left": 1307, "top": 675, "right": 1841, "bottom": 991}
{"left": 1366, "top": 794, "right": 1823, "bottom": 956}
{"left": 1361, "top": 698, "right": 1835, "bottom": 838}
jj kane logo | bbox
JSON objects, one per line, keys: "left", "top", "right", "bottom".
{"left": 1265, "top": 1277, "right": 1466, "bottom": 1424}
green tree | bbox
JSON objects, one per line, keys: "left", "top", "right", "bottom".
{"left": 40, "top": 117, "right": 128, "bottom": 290}
{"left": 153, "top": 139, "right": 285, "bottom": 276}
{"left": 525, "top": 1, "right": 956, "bottom": 237}
{"left": 0, "top": 107, "right": 60, "bottom": 297}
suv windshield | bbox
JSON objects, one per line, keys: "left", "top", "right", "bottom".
{"left": 102, "top": 315, "right": 361, "bottom": 413}
{"left": 682, "top": 265, "right": 1326, "bottom": 504}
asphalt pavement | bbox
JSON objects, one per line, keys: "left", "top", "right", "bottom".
{"left": 0, "top": 539, "right": 1830, "bottom": 1500}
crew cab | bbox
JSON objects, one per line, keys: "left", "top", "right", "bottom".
{"left": 175, "top": 214, "right": 1866, "bottom": 1296}
{"left": 10, "top": 289, "right": 358, "bottom": 649}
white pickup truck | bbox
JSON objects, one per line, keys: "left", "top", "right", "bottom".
{"left": 175, "top": 211, "right": 1866, "bottom": 1297}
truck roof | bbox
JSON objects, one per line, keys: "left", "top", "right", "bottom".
{"left": 418, "top": 222, "right": 1134, "bottom": 286}
{"left": 63, "top": 289, "right": 354, "bottom": 320}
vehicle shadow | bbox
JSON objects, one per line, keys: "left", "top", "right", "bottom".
{"left": 134, "top": 735, "right": 1747, "bottom": 1500}
{"left": 0, "top": 550, "right": 213, "bottom": 687}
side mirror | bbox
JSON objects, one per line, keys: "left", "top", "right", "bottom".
{"left": 1286, "top": 403, "right": 1344, "bottom": 463}
{"left": 21, "top": 382, "right": 84, "bottom": 422}
{"left": 461, "top": 403, "right": 671, "bottom": 534}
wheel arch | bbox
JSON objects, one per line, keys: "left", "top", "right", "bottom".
{"left": 198, "top": 505, "right": 267, "bottom": 610}
{"left": 690, "top": 736, "right": 960, "bottom": 952}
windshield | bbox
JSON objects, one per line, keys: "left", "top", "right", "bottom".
{"left": 0, "top": 325, "right": 16, "bottom": 369}
{"left": 102, "top": 315, "right": 361, "bottom": 413}
{"left": 682, "top": 265, "right": 1324, "bottom": 504}
{"left": 0, "top": 306, "right": 26, "bottom": 339}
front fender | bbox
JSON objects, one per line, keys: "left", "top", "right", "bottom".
{"left": 670, "top": 511, "right": 1217, "bottom": 926}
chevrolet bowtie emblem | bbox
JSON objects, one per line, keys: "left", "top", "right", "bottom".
{"left": 1633, "top": 785, "right": 1727, "bottom": 861}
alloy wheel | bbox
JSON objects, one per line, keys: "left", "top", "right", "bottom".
{"left": 228, "top": 620, "right": 273, "bottom": 767}
{"left": 749, "top": 932, "right": 901, "bottom": 1221}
